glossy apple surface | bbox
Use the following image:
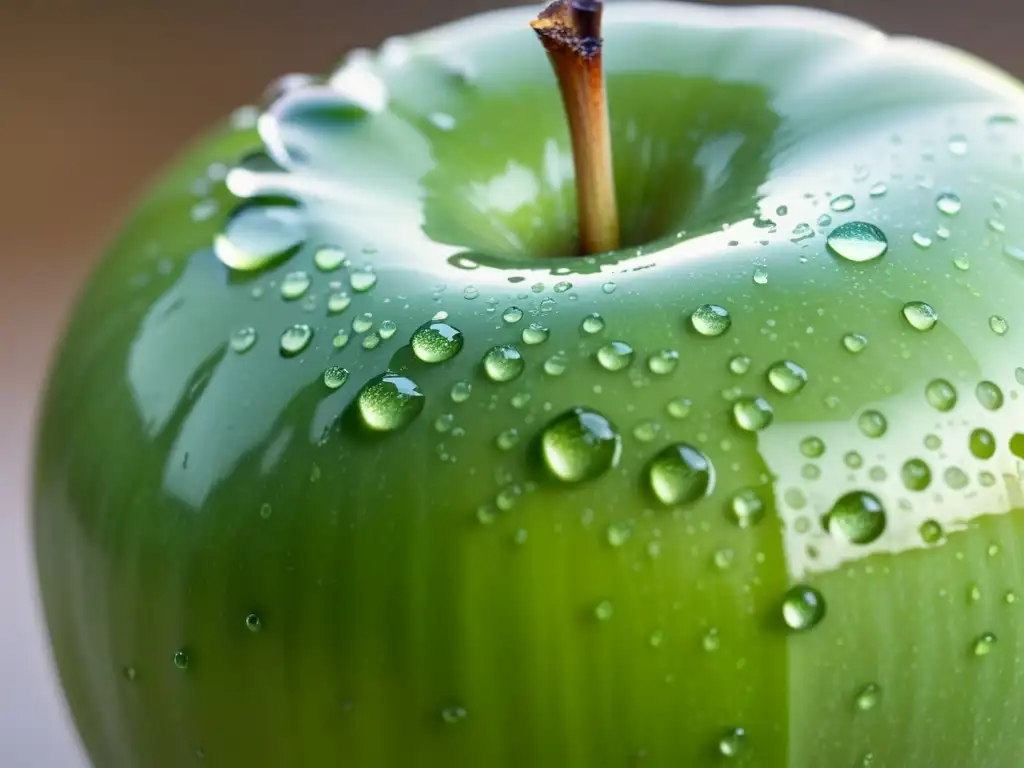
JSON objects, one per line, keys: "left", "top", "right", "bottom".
{"left": 33, "top": 3, "right": 1024, "bottom": 766}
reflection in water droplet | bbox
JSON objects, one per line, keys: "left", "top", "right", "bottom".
{"left": 646, "top": 444, "right": 714, "bottom": 506}
{"left": 540, "top": 408, "right": 621, "bottom": 483}
{"left": 356, "top": 373, "right": 425, "bottom": 431}
{"left": 279, "top": 324, "right": 313, "bottom": 357}
{"left": 596, "top": 341, "right": 634, "bottom": 371}
{"left": 936, "top": 192, "right": 962, "bottom": 216}
{"left": 976, "top": 381, "right": 1004, "bottom": 410}
{"left": 767, "top": 360, "right": 808, "bottom": 394}
{"left": 826, "top": 490, "right": 887, "bottom": 545}
{"left": 230, "top": 327, "right": 257, "bottom": 353}
{"left": 902, "top": 301, "right": 938, "bottom": 331}
{"left": 733, "top": 397, "right": 774, "bottom": 431}
{"left": 214, "top": 202, "right": 305, "bottom": 272}
{"left": 782, "top": 585, "right": 825, "bottom": 631}
{"left": 826, "top": 221, "right": 888, "bottom": 263}
{"left": 690, "top": 304, "right": 731, "bottom": 336}
{"left": 411, "top": 321, "right": 464, "bottom": 363}
{"left": 482, "top": 345, "right": 525, "bottom": 382}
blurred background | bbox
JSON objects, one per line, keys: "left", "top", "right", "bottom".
{"left": 1, "top": 0, "right": 1020, "bottom": 764}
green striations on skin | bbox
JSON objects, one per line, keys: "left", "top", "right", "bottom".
{"left": 32, "top": 3, "right": 1024, "bottom": 766}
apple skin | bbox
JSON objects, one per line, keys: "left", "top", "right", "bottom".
{"left": 32, "top": 3, "right": 1024, "bottom": 766}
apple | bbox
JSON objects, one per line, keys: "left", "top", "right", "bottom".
{"left": 33, "top": 1, "right": 1024, "bottom": 766}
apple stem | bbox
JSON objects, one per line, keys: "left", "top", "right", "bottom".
{"left": 531, "top": 0, "right": 620, "bottom": 256}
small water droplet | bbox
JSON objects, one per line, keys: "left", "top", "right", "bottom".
{"left": 858, "top": 410, "right": 888, "bottom": 438}
{"left": 826, "top": 490, "right": 886, "bottom": 545}
{"left": 842, "top": 333, "right": 868, "bottom": 353}
{"left": 902, "top": 459, "right": 932, "bottom": 491}
{"left": 332, "top": 329, "right": 350, "bottom": 348}
{"left": 245, "top": 613, "right": 263, "bottom": 632}
{"left": 800, "top": 437, "right": 825, "bottom": 458}
{"left": 919, "top": 519, "right": 944, "bottom": 544}
{"left": 925, "top": 379, "right": 957, "bottom": 411}
{"left": 647, "top": 349, "right": 679, "bottom": 375}
{"left": 352, "top": 312, "right": 373, "bottom": 334}
{"left": 596, "top": 341, "right": 634, "bottom": 371}
{"left": 323, "top": 366, "right": 350, "bottom": 390}
{"left": 230, "top": 327, "right": 257, "bottom": 353}
{"left": 581, "top": 313, "right": 606, "bottom": 334}
{"left": 441, "top": 706, "right": 467, "bottom": 724}
{"left": 214, "top": 201, "right": 305, "bottom": 272}
{"left": 280, "top": 270, "right": 311, "bottom": 300}
{"left": 732, "top": 397, "right": 774, "bottom": 431}
{"left": 450, "top": 380, "right": 472, "bottom": 403}
{"left": 666, "top": 397, "right": 692, "bottom": 419}
{"left": 990, "top": 315, "right": 1009, "bottom": 336}
{"left": 521, "top": 323, "right": 550, "bottom": 345}
{"left": 646, "top": 444, "right": 714, "bottom": 506}
{"left": 973, "top": 632, "right": 997, "bottom": 656}
{"left": 752, "top": 265, "right": 769, "bottom": 285}
{"left": 327, "top": 292, "right": 351, "bottom": 314}
{"left": 356, "top": 373, "right": 425, "bottom": 432}
{"left": 948, "top": 134, "right": 968, "bottom": 155}
{"left": 544, "top": 354, "right": 568, "bottom": 376}
{"left": 349, "top": 267, "right": 377, "bottom": 293}
{"left": 970, "top": 428, "right": 996, "bottom": 459}
{"left": 729, "top": 355, "right": 752, "bottom": 375}
{"left": 279, "top": 324, "right": 313, "bottom": 357}
{"left": 912, "top": 232, "right": 933, "bottom": 249}
{"left": 594, "top": 600, "right": 614, "bottom": 621}
{"left": 540, "top": 407, "right": 621, "bottom": 483}
{"left": 606, "top": 522, "right": 631, "bottom": 547}
{"left": 729, "top": 488, "right": 765, "bottom": 528}
{"left": 902, "top": 301, "right": 938, "bottom": 331}
{"left": 502, "top": 306, "right": 524, "bottom": 324}
{"left": 482, "top": 345, "right": 525, "bottom": 382}
{"left": 411, "top": 321, "right": 464, "bottom": 363}
{"left": 718, "top": 727, "right": 746, "bottom": 757}
{"left": 767, "top": 360, "right": 808, "bottom": 394}
{"left": 601, "top": 281, "right": 616, "bottom": 294}
{"left": 869, "top": 182, "right": 888, "bottom": 197}
{"left": 314, "top": 246, "right": 345, "bottom": 271}
{"left": 976, "top": 381, "right": 1004, "bottom": 410}
{"left": 936, "top": 192, "right": 962, "bottom": 216}
{"left": 826, "top": 221, "right": 888, "bottom": 263}
{"left": 782, "top": 585, "right": 826, "bottom": 631}
{"left": 855, "top": 683, "right": 881, "bottom": 711}
{"left": 173, "top": 650, "right": 190, "bottom": 670}
{"left": 690, "top": 304, "right": 732, "bottom": 336}
{"left": 830, "top": 194, "right": 856, "bottom": 212}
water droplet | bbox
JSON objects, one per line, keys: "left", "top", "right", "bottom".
{"left": 245, "top": 613, "right": 263, "bottom": 632}
{"left": 986, "top": 315, "right": 1009, "bottom": 337}
{"left": 496, "top": 427, "right": 520, "bottom": 451}
{"left": 925, "top": 379, "right": 957, "bottom": 412}
{"left": 314, "top": 246, "right": 345, "bottom": 271}
{"left": 967, "top": 428, "right": 996, "bottom": 460}
{"left": 767, "top": 360, "right": 808, "bottom": 394}
{"left": 826, "top": 221, "right": 888, "bottom": 263}
{"left": 521, "top": 323, "right": 550, "bottom": 345}
{"left": 595, "top": 600, "right": 614, "bottom": 621}
{"left": 919, "top": 519, "right": 944, "bottom": 544}
{"left": 782, "top": 585, "right": 826, "bottom": 631}
{"left": 842, "top": 333, "right": 868, "bottom": 353}
{"left": 450, "top": 380, "right": 472, "bottom": 403}
{"left": 953, "top": 256, "right": 971, "bottom": 271}
{"left": 666, "top": 397, "right": 692, "bottom": 419}
{"left": 581, "top": 313, "right": 605, "bottom": 334}
{"left": 259, "top": 502, "right": 273, "bottom": 520}
{"left": 869, "top": 182, "right": 888, "bottom": 197}
{"left": 356, "top": 373, "right": 425, "bottom": 431}
{"left": 858, "top": 410, "right": 888, "bottom": 438}
{"left": 502, "top": 306, "right": 524, "bottom": 324}
{"left": 173, "top": 650, "right": 190, "bottom": 670}
{"left": 729, "top": 488, "right": 765, "bottom": 528}
{"left": 729, "top": 355, "right": 752, "bottom": 375}
{"left": 332, "top": 330, "right": 350, "bottom": 348}
{"left": 544, "top": 354, "right": 568, "bottom": 376}
{"left": 901, "top": 459, "right": 932, "bottom": 491}
{"left": 800, "top": 437, "right": 825, "bottom": 458}
{"left": 596, "top": 341, "right": 634, "bottom": 371}
{"left": 646, "top": 444, "right": 714, "bottom": 506}
{"left": 441, "top": 706, "right": 467, "bottom": 724}
{"left": 701, "top": 627, "right": 721, "bottom": 652}
{"left": 973, "top": 632, "right": 997, "bottom": 656}
{"left": 606, "top": 522, "right": 631, "bottom": 547}
{"left": 902, "top": 301, "right": 938, "bottom": 331}
{"left": 976, "top": 381, "right": 1004, "bottom": 410}
{"left": 349, "top": 267, "right": 377, "bottom": 293}
{"left": 123, "top": 666, "right": 137, "bottom": 681}
{"left": 352, "top": 312, "right": 373, "bottom": 334}
{"left": 214, "top": 201, "right": 305, "bottom": 272}
{"left": 844, "top": 450, "right": 863, "bottom": 469}
{"left": 690, "top": 304, "right": 731, "bottom": 336}
{"left": 280, "top": 270, "right": 311, "bottom": 300}
{"left": 713, "top": 549, "right": 734, "bottom": 570}
{"left": 323, "top": 366, "right": 350, "bottom": 390}
{"left": 732, "top": 397, "right": 774, "bottom": 431}
{"left": 632, "top": 420, "right": 660, "bottom": 443}
{"left": 647, "top": 349, "right": 679, "bottom": 375}
{"left": 936, "top": 192, "right": 962, "bottom": 216}
{"left": 411, "top": 321, "right": 464, "bottom": 363}
{"left": 826, "top": 491, "right": 886, "bottom": 545}
{"left": 279, "top": 324, "right": 313, "bottom": 357}
{"left": 912, "top": 232, "right": 933, "bottom": 249}
{"left": 482, "top": 345, "right": 525, "bottom": 382}
{"left": 830, "top": 194, "right": 855, "bottom": 212}
{"left": 718, "top": 727, "right": 747, "bottom": 757}
{"left": 601, "top": 281, "right": 616, "bottom": 294}
{"left": 327, "top": 291, "right": 352, "bottom": 314}
{"left": 944, "top": 467, "right": 969, "bottom": 490}
{"left": 855, "top": 683, "right": 881, "bottom": 711}
{"left": 540, "top": 408, "right": 621, "bottom": 483}
{"left": 752, "top": 265, "right": 769, "bottom": 285}
{"left": 463, "top": 285, "right": 479, "bottom": 300}
{"left": 230, "top": 327, "right": 257, "bottom": 353}
{"left": 948, "top": 134, "right": 968, "bottom": 155}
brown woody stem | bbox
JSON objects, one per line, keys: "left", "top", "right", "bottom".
{"left": 531, "top": 0, "right": 620, "bottom": 255}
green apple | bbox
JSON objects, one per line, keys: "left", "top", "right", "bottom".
{"left": 33, "top": 1, "right": 1024, "bottom": 766}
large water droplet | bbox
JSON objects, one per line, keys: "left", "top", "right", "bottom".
{"left": 732, "top": 396, "right": 774, "bottom": 431}
{"left": 690, "top": 304, "right": 731, "bottom": 336}
{"left": 482, "top": 345, "right": 525, "bottom": 382}
{"left": 826, "top": 221, "right": 888, "bottom": 263}
{"left": 767, "top": 360, "right": 808, "bottom": 394}
{"left": 540, "top": 408, "right": 621, "bottom": 483}
{"left": 356, "top": 373, "right": 425, "bottom": 431}
{"left": 279, "top": 324, "right": 313, "bottom": 357}
{"left": 902, "top": 301, "right": 938, "bottom": 331}
{"left": 215, "top": 201, "right": 305, "bottom": 272}
{"left": 596, "top": 341, "right": 634, "bottom": 371}
{"left": 646, "top": 444, "right": 714, "bottom": 506}
{"left": 782, "top": 585, "right": 826, "bottom": 631}
{"left": 411, "top": 321, "right": 464, "bottom": 363}
{"left": 826, "top": 490, "right": 886, "bottom": 545}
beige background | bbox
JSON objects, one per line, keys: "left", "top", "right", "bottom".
{"left": 1, "top": 1, "right": 1020, "bottom": 764}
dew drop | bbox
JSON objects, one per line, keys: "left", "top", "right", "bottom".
{"left": 826, "top": 491, "right": 886, "bottom": 545}
{"left": 450, "top": 380, "right": 472, "bottom": 403}
{"left": 411, "top": 321, "right": 464, "bottom": 363}
{"left": 544, "top": 354, "right": 568, "bottom": 376}
{"left": 912, "top": 232, "right": 933, "bottom": 249}
{"left": 279, "top": 324, "right": 313, "bottom": 357}
{"left": 323, "top": 366, "right": 349, "bottom": 390}
{"left": 919, "top": 519, "right": 944, "bottom": 544}
{"left": 602, "top": 281, "right": 616, "bottom": 294}
{"left": 732, "top": 396, "right": 774, "bottom": 431}
{"left": 970, "top": 428, "right": 997, "bottom": 459}
{"left": 581, "top": 313, "right": 605, "bottom": 334}
{"left": 351, "top": 312, "right": 373, "bottom": 334}
{"left": 245, "top": 613, "right": 263, "bottom": 633}
{"left": 948, "top": 134, "right": 968, "bottom": 155}
{"left": 901, "top": 459, "right": 932, "bottom": 491}
{"left": 482, "top": 345, "right": 525, "bottom": 382}
{"left": 595, "top": 600, "right": 614, "bottom": 621}
{"left": 718, "top": 727, "right": 747, "bottom": 758}
{"left": 767, "top": 360, "right": 808, "bottom": 394}
{"left": 230, "top": 327, "right": 257, "bottom": 353}
{"left": 729, "top": 355, "right": 751, "bottom": 375}
{"left": 173, "top": 650, "right": 190, "bottom": 670}
{"left": 214, "top": 201, "right": 305, "bottom": 272}
{"left": 540, "top": 407, "right": 621, "bottom": 483}
{"left": 327, "top": 291, "right": 351, "bottom": 314}
{"left": 869, "top": 182, "right": 888, "bottom": 197}
{"left": 858, "top": 410, "right": 888, "bottom": 438}
{"left": 331, "top": 330, "right": 350, "bottom": 348}
{"left": 441, "top": 706, "right": 467, "bottom": 724}
{"left": 976, "top": 381, "right": 1004, "bottom": 410}
{"left": 596, "top": 341, "right": 634, "bottom": 371}
{"left": 973, "top": 632, "right": 997, "bottom": 656}
{"left": 925, "top": 379, "right": 957, "bottom": 411}
{"left": 355, "top": 373, "right": 425, "bottom": 431}
{"left": 690, "top": 304, "right": 732, "bottom": 336}
{"left": 800, "top": 437, "right": 825, "bottom": 458}
{"left": 521, "top": 323, "right": 550, "bottom": 345}
{"left": 855, "top": 683, "right": 881, "bottom": 711}
{"left": 646, "top": 444, "right": 714, "bottom": 506}
{"left": 830, "top": 194, "right": 856, "bottom": 212}
{"left": 826, "top": 221, "right": 888, "bottom": 263}
{"left": 902, "top": 301, "right": 938, "bottom": 331}
{"left": 502, "top": 306, "right": 524, "bottom": 324}
{"left": 782, "top": 585, "right": 826, "bottom": 631}
{"left": 666, "top": 397, "right": 692, "bottom": 419}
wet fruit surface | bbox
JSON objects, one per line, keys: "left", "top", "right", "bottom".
{"left": 32, "top": 3, "right": 1024, "bottom": 766}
